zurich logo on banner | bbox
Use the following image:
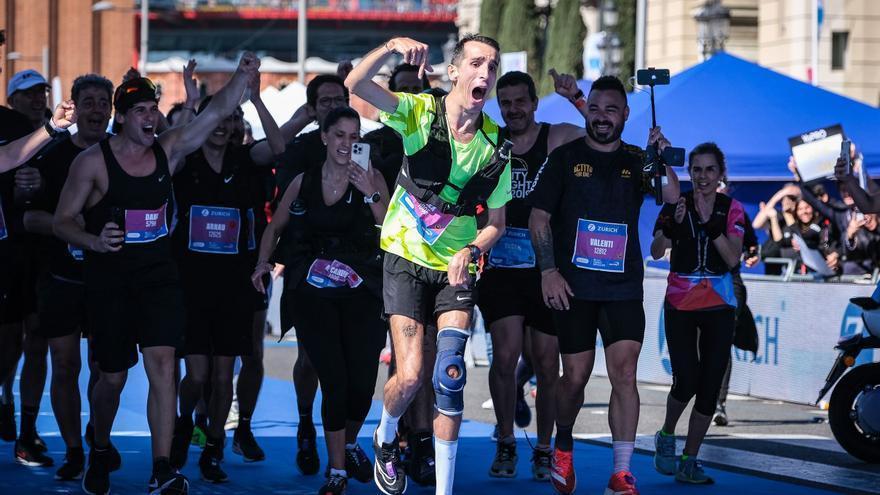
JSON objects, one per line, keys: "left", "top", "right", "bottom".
{"left": 658, "top": 304, "right": 673, "bottom": 375}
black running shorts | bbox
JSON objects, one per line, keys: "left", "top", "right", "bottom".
{"left": 553, "top": 298, "right": 645, "bottom": 354}
{"left": 477, "top": 267, "right": 555, "bottom": 336}
{"left": 382, "top": 252, "right": 475, "bottom": 326}
{"left": 36, "top": 273, "right": 87, "bottom": 339}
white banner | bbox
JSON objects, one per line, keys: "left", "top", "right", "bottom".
{"left": 590, "top": 276, "right": 875, "bottom": 405}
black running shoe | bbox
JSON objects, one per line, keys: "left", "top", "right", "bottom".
{"left": 0, "top": 402, "right": 15, "bottom": 442}
{"left": 55, "top": 447, "right": 85, "bottom": 481}
{"left": 318, "top": 472, "right": 348, "bottom": 495}
{"left": 170, "top": 416, "right": 194, "bottom": 469}
{"left": 373, "top": 430, "right": 406, "bottom": 495}
{"left": 514, "top": 392, "right": 532, "bottom": 429}
{"left": 406, "top": 434, "right": 435, "bottom": 486}
{"left": 530, "top": 447, "right": 552, "bottom": 481}
{"left": 232, "top": 426, "right": 265, "bottom": 462}
{"left": 149, "top": 464, "right": 189, "bottom": 495}
{"left": 84, "top": 424, "right": 121, "bottom": 471}
{"left": 82, "top": 447, "right": 112, "bottom": 495}
{"left": 15, "top": 438, "right": 53, "bottom": 467}
{"left": 198, "top": 448, "right": 228, "bottom": 483}
{"left": 488, "top": 439, "right": 517, "bottom": 478}
{"left": 344, "top": 443, "right": 373, "bottom": 483}
{"left": 296, "top": 429, "right": 320, "bottom": 475}
{"left": 713, "top": 404, "right": 729, "bottom": 427}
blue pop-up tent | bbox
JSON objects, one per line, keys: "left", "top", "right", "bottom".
{"left": 622, "top": 52, "right": 880, "bottom": 180}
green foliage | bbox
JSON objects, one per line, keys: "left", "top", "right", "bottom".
{"left": 539, "top": 0, "right": 586, "bottom": 95}
{"left": 497, "top": 0, "right": 541, "bottom": 77}
{"left": 613, "top": 0, "right": 637, "bottom": 87}
{"left": 479, "top": 0, "right": 507, "bottom": 40}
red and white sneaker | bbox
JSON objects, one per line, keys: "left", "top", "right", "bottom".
{"left": 604, "top": 471, "right": 639, "bottom": 495}
{"left": 550, "top": 448, "right": 576, "bottom": 494}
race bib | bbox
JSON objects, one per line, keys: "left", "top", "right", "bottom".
{"left": 399, "top": 192, "right": 455, "bottom": 245}
{"left": 488, "top": 227, "right": 535, "bottom": 268}
{"left": 0, "top": 200, "right": 7, "bottom": 241}
{"left": 246, "top": 208, "right": 256, "bottom": 251}
{"left": 68, "top": 244, "right": 84, "bottom": 261}
{"left": 188, "top": 205, "right": 241, "bottom": 255}
{"left": 571, "top": 219, "right": 627, "bottom": 273}
{"left": 124, "top": 203, "right": 169, "bottom": 244}
{"left": 306, "top": 259, "right": 363, "bottom": 289}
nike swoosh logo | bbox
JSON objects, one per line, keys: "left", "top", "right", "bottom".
{"left": 456, "top": 296, "right": 471, "bottom": 301}
{"left": 158, "top": 175, "right": 166, "bottom": 182}
{"left": 224, "top": 175, "right": 233, "bottom": 184}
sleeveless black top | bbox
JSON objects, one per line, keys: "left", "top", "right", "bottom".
{"left": 506, "top": 123, "right": 550, "bottom": 229}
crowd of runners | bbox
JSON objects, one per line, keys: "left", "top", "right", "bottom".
{"left": 2, "top": 32, "right": 847, "bottom": 495}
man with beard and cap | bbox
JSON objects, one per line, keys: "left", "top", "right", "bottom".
{"left": 19, "top": 74, "right": 112, "bottom": 479}
{"left": 346, "top": 34, "right": 511, "bottom": 495}
{"left": 478, "top": 69, "right": 584, "bottom": 481}
{"left": 527, "top": 75, "right": 680, "bottom": 495}
{"left": 53, "top": 52, "right": 261, "bottom": 495}
{"left": 0, "top": 95, "right": 75, "bottom": 454}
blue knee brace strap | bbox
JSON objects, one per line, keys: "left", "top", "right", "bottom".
{"left": 433, "top": 326, "right": 469, "bottom": 416}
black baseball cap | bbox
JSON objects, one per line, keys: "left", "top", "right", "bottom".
{"left": 113, "top": 77, "right": 158, "bottom": 115}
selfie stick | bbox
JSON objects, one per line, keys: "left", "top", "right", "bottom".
{"left": 647, "top": 71, "right": 664, "bottom": 206}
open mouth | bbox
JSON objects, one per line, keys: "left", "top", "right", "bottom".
{"left": 141, "top": 124, "right": 154, "bottom": 136}
{"left": 471, "top": 87, "right": 487, "bottom": 101}
{"left": 336, "top": 148, "right": 350, "bottom": 159}
{"left": 593, "top": 122, "right": 612, "bottom": 134}
{"left": 211, "top": 129, "right": 227, "bottom": 137}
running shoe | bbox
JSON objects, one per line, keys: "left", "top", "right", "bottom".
{"left": 296, "top": 428, "right": 320, "bottom": 475}
{"left": 191, "top": 425, "right": 207, "bottom": 448}
{"left": 198, "top": 447, "right": 228, "bottom": 483}
{"left": 550, "top": 448, "right": 576, "bottom": 494}
{"left": 15, "top": 438, "right": 53, "bottom": 467}
{"left": 55, "top": 448, "right": 85, "bottom": 480}
{"left": 233, "top": 426, "right": 266, "bottom": 462}
{"left": 713, "top": 404, "right": 729, "bottom": 427}
{"left": 676, "top": 457, "right": 714, "bottom": 484}
{"left": 488, "top": 439, "right": 518, "bottom": 478}
{"left": 170, "top": 416, "right": 194, "bottom": 469}
{"left": 531, "top": 447, "right": 552, "bottom": 481}
{"left": 373, "top": 430, "right": 406, "bottom": 495}
{"left": 0, "top": 402, "right": 14, "bottom": 442}
{"left": 604, "top": 471, "right": 639, "bottom": 495}
{"left": 653, "top": 430, "right": 676, "bottom": 475}
{"left": 148, "top": 461, "right": 189, "bottom": 495}
{"left": 406, "top": 433, "right": 436, "bottom": 486}
{"left": 82, "top": 425, "right": 121, "bottom": 471}
{"left": 344, "top": 443, "right": 373, "bottom": 483}
{"left": 82, "top": 447, "right": 112, "bottom": 495}
{"left": 514, "top": 392, "right": 532, "bottom": 429}
{"left": 318, "top": 472, "right": 348, "bottom": 495}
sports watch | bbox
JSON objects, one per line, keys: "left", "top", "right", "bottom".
{"left": 363, "top": 191, "right": 381, "bottom": 204}
{"left": 465, "top": 244, "right": 482, "bottom": 264}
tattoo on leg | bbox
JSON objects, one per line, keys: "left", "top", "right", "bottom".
{"left": 402, "top": 324, "right": 418, "bottom": 337}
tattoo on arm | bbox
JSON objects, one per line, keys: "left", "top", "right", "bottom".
{"left": 402, "top": 324, "right": 418, "bottom": 338}
{"left": 533, "top": 223, "right": 556, "bottom": 272}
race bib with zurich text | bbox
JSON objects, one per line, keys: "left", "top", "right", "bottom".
{"left": 571, "top": 219, "right": 627, "bottom": 273}
{"left": 399, "top": 192, "right": 455, "bottom": 246}
{"left": 188, "top": 205, "right": 241, "bottom": 255}
{"left": 306, "top": 259, "right": 363, "bottom": 289}
{"left": 488, "top": 227, "right": 535, "bottom": 268}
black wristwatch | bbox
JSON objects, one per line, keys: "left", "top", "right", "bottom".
{"left": 465, "top": 244, "right": 481, "bottom": 263}
{"left": 363, "top": 191, "right": 381, "bottom": 204}
{"left": 44, "top": 120, "right": 60, "bottom": 138}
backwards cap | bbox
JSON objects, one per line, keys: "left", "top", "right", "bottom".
{"left": 113, "top": 77, "right": 158, "bottom": 115}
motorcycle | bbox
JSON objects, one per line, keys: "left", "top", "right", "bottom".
{"left": 817, "top": 297, "right": 880, "bottom": 463}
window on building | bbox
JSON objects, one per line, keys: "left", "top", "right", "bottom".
{"left": 832, "top": 31, "right": 849, "bottom": 70}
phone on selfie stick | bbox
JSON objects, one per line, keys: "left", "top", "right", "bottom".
{"left": 636, "top": 68, "right": 685, "bottom": 205}
{"left": 840, "top": 139, "right": 853, "bottom": 178}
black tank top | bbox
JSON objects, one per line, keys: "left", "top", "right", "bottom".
{"left": 84, "top": 138, "right": 175, "bottom": 280}
{"left": 506, "top": 123, "right": 550, "bottom": 228}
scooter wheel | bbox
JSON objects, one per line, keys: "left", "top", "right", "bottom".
{"left": 829, "top": 362, "right": 880, "bottom": 463}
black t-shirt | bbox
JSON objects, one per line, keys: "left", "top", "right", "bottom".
{"left": 0, "top": 107, "right": 38, "bottom": 249}
{"left": 362, "top": 125, "right": 403, "bottom": 194}
{"left": 28, "top": 136, "right": 87, "bottom": 281}
{"left": 275, "top": 130, "right": 325, "bottom": 196}
{"left": 527, "top": 139, "right": 651, "bottom": 301}
{"left": 172, "top": 144, "right": 260, "bottom": 277}
{"left": 507, "top": 123, "right": 550, "bottom": 229}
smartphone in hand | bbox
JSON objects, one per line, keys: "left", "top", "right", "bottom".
{"left": 351, "top": 142, "right": 370, "bottom": 171}
{"left": 840, "top": 139, "right": 853, "bottom": 177}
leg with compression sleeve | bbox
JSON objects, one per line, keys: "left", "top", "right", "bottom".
{"left": 433, "top": 327, "right": 469, "bottom": 416}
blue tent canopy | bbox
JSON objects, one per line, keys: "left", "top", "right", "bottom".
{"left": 621, "top": 53, "right": 880, "bottom": 180}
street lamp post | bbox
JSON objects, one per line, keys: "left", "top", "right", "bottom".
{"left": 694, "top": 0, "right": 731, "bottom": 61}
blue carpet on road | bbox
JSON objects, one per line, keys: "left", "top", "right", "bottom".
{"left": 0, "top": 342, "right": 835, "bottom": 494}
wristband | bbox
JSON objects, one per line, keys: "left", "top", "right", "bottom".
{"left": 44, "top": 120, "right": 60, "bottom": 137}
{"left": 570, "top": 89, "right": 584, "bottom": 101}
{"left": 574, "top": 98, "right": 586, "bottom": 109}
{"left": 465, "top": 244, "right": 481, "bottom": 264}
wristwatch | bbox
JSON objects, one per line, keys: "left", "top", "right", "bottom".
{"left": 465, "top": 244, "right": 482, "bottom": 263}
{"left": 363, "top": 191, "right": 381, "bottom": 204}
{"left": 44, "top": 120, "right": 60, "bottom": 138}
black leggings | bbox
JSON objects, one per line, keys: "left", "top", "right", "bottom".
{"left": 288, "top": 288, "right": 386, "bottom": 431}
{"left": 664, "top": 304, "right": 734, "bottom": 416}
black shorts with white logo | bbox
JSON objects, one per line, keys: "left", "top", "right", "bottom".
{"left": 382, "top": 252, "right": 475, "bottom": 326}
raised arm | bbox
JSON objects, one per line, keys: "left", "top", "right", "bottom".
{"left": 162, "top": 52, "right": 260, "bottom": 170}
{"left": 0, "top": 101, "right": 75, "bottom": 173}
{"left": 247, "top": 72, "right": 287, "bottom": 165}
{"left": 167, "top": 59, "right": 200, "bottom": 130}
{"left": 345, "top": 37, "right": 432, "bottom": 114}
